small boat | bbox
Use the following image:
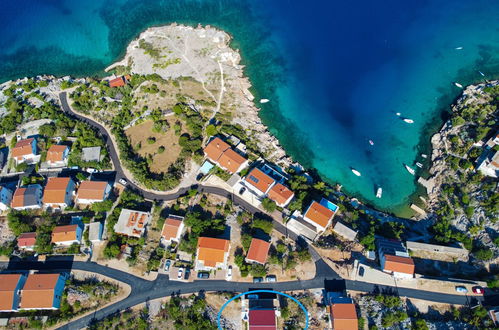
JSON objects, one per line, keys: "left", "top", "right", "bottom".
{"left": 454, "top": 82, "right": 463, "bottom": 88}
{"left": 404, "top": 164, "right": 416, "bottom": 175}
{"left": 376, "top": 187, "right": 382, "bottom": 198}
{"left": 403, "top": 118, "right": 414, "bottom": 124}
{"left": 351, "top": 168, "right": 361, "bottom": 177}
{"left": 421, "top": 154, "right": 428, "bottom": 158}
{"left": 369, "top": 140, "right": 374, "bottom": 146}
{"left": 396, "top": 112, "right": 401, "bottom": 116}
{"left": 416, "top": 162, "right": 423, "bottom": 168}
{"left": 455, "top": 46, "right": 463, "bottom": 50}
{"left": 478, "top": 71, "right": 485, "bottom": 77}
{"left": 260, "top": 99, "right": 270, "bottom": 103}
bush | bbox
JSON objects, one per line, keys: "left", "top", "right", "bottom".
{"left": 261, "top": 198, "right": 277, "bottom": 213}
{"left": 147, "top": 137, "right": 156, "bottom": 144}
{"left": 158, "top": 146, "right": 165, "bottom": 153}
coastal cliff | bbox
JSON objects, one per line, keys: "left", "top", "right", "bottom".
{"left": 426, "top": 81, "right": 498, "bottom": 263}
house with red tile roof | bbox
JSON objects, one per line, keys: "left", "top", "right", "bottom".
{"left": 303, "top": 200, "right": 336, "bottom": 234}
{"left": 11, "top": 138, "right": 38, "bottom": 165}
{"left": 0, "top": 185, "right": 13, "bottom": 211}
{"left": 377, "top": 238, "right": 415, "bottom": 278}
{"left": 51, "top": 224, "right": 82, "bottom": 246}
{"left": 195, "top": 237, "right": 230, "bottom": 271}
{"left": 267, "top": 183, "right": 294, "bottom": 207}
{"left": 217, "top": 148, "right": 248, "bottom": 174}
{"left": 19, "top": 273, "right": 67, "bottom": 310}
{"left": 109, "top": 75, "right": 130, "bottom": 88}
{"left": 0, "top": 274, "right": 26, "bottom": 312}
{"left": 160, "top": 215, "right": 184, "bottom": 245}
{"left": 46, "top": 145, "right": 69, "bottom": 167}
{"left": 11, "top": 185, "right": 43, "bottom": 210}
{"left": 203, "top": 137, "right": 230, "bottom": 162}
{"left": 42, "top": 177, "right": 75, "bottom": 210}
{"left": 244, "top": 168, "right": 276, "bottom": 198}
{"left": 249, "top": 309, "right": 276, "bottom": 330}
{"left": 329, "top": 301, "right": 358, "bottom": 330}
{"left": 17, "top": 232, "right": 37, "bottom": 251}
{"left": 76, "top": 181, "right": 111, "bottom": 204}
{"left": 114, "top": 209, "right": 151, "bottom": 238}
{"left": 245, "top": 238, "right": 270, "bottom": 265}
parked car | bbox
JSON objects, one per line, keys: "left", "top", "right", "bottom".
{"left": 197, "top": 272, "right": 210, "bottom": 279}
{"left": 177, "top": 268, "right": 184, "bottom": 279}
{"left": 164, "top": 260, "right": 171, "bottom": 271}
{"left": 472, "top": 286, "right": 484, "bottom": 294}
{"left": 358, "top": 266, "right": 365, "bottom": 277}
{"left": 455, "top": 286, "right": 468, "bottom": 293}
{"left": 265, "top": 275, "right": 277, "bottom": 282}
{"left": 239, "top": 187, "right": 246, "bottom": 195}
{"left": 226, "top": 266, "right": 232, "bottom": 280}
{"left": 253, "top": 277, "right": 263, "bottom": 283}
{"left": 119, "top": 178, "right": 128, "bottom": 186}
{"left": 184, "top": 268, "right": 190, "bottom": 280}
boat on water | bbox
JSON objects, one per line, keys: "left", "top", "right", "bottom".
{"left": 351, "top": 168, "right": 361, "bottom": 177}
{"left": 404, "top": 164, "right": 416, "bottom": 175}
{"left": 260, "top": 99, "right": 270, "bottom": 103}
{"left": 421, "top": 154, "right": 428, "bottom": 158}
{"left": 416, "top": 162, "right": 423, "bottom": 168}
{"left": 479, "top": 71, "right": 485, "bottom": 77}
{"left": 376, "top": 187, "right": 382, "bottom": 198}
{"left": 454, "top": 82, "right": 463, "bottom": 88}
{"left": 455, "top": 46, "right": 463, "bottom": 50}
{"left": 369, "top": 140, "right": 374, "bottom": 146}
{"left": 403, "top": 118, "right": 414, "bottom": 124}
{"left": 396, "top": 112, "right": 401, "bottom": 116}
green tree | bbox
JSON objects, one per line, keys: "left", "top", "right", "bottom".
{"left": 261, "top": 198, "right": 277, "bottom": 213}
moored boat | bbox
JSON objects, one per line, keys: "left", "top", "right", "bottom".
{"left": 376, "top": 187, "right": 382, "bottom": 198}
{"left": 403, "top": 118, "right": 414, "bottom": 124}
{"left": 260, "top": 99, "right": 270, "bottom": 103}
{"left": 416, "top": 162, "right": 423, "bottom": 168}
{"left": 421, "top": 154, "right": 428, "bottom": 158}
{"left": 455, "top": 46, "right": 463, "bottom": 50}
{"left": 404, "top": 164, "right": 416, "bottom": 175}
{"left": 351, "top": 168, "right": 361, "bottom": 177}
{"left": 369, "top": 140, "right": 374, "bottom": 146}
{"left": 454, "top": 82, "right": 463, "bottom": 88}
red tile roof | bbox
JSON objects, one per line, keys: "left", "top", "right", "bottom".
{"left": 197, "top": 237, "right": 230, "bottom": 268}
{"left": 329, "top": 303, "right": 358, "bottom": 330}
{"left": 11, "top": 188, "right": 27, "bottom": 208}
{"left": 245, "top": 168, "right": 275, "bottom": 194}
{"left": 268, "top": 183, "right": 294, "bottom": 206}
{"left": 18, "top": 232, "right": 37, "bottom": 248}
{"left": 203, "top": 137, "right": 230, "bottom": 162}
{"left": 304, "top": 201, "right": 334, "bottom": 229}
{"left": 161, "top": 216, "right": 183, "bottom": 241}
{"left": 246, "top": 238, "right": 270, "bottom": 264}
{"left": 21, "top": 274, "right": 60, "bottom": 309}
{"left": 217, "top": 149, "right": 247, "bottom": 174}
{"left": 51, "top": 225, "right": 78, "bottom": 243}
{"left": 43, "top": 177, "right": 72, "bottom": 205}
{"left": 46, "top": 145, "right": 68, "bottom": 163}
{"left": 0, "top": 274, "right": 22, "bottom": 311}
{"left": 384, "top": 255, "right": 415, "bottom": 275}
{"left": 249, "top": 309, "right": 276, "bottom": 329}
{"left": 109, "top": 76, "right": 126, "bottom": 87}
{"left": 77, "top": 181, "right": 108, "bottom": 201}
{"left": 12, "top": 138, "right": 35, "bottom": 159}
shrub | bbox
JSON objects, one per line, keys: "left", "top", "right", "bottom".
{"left": 261, "top": 198, "right": 277, "bottom": 213}
{"left": 147, "top": 137, "right": 156, "bottom": 144}
{"left": 158, "top": 146, "right": 165, "bottom": 154}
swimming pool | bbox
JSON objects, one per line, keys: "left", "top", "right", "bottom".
{"left": 320, "top": 198, "right": 338, "bottom": 213}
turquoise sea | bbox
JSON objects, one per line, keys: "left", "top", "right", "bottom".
{"left": 1, "top": 0, "right": 498, "bottom": 215}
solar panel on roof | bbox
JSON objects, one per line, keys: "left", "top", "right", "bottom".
{"left": 249, "top": 175, "right": 259, "bottom": 183}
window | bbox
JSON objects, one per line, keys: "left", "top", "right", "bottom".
{"left": 249, "top": 175, "right": 259, "bottom": 184}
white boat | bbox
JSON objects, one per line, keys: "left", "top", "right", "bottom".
{"left": 396, "top": 112, "right": 401, "bottom": 116}
{"left": 260, "top": 99, "right": 270, "bottom": 103}
{"left": 403, "top": 118, "right": 414, "bottom": 124}
{"left": 376, "top": 187, "right": 382, "bottom": 198}
{"left": 421, "top": 154, "right": 428, "bottom": 158}
{"left": 455, "top": 46, "right": 463, "bottom": 50}
{"left": 479, "top": 71, "right": 485, "bottom": 77}
{"left": 369, "top": 140, "right": 374, "bottom": 146}
{"left": 404, "top": 164, "right": 416, "bottom": 175}
{"left": 454, "top": 82, "right": 463, "bottom": 88}
{"left": 351, "top": 168, "right": 361, "bottom": 177}
{"left": 416, "top": 162, "right": 423, "bottom": 168}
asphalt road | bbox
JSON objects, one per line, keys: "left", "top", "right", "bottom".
{"left": 54, "top": 92, "right": 490, "bottom": 328}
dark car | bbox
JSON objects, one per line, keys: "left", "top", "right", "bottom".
{"left": 358, "top": 266, "right": 365, "bottom": 277}
{"left": 239, "top": 187, "right": 246, "bottom": 195}
{"left": 253, "top": 277, "right": 263, "bottom": 283}
{"left": 197, "top": 272, "right": 210, "bottom": 279}
{"left": 184, "top": 268, "right": 190, "bottom": 280}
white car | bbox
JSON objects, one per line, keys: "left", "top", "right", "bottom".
{"left": 226, "top": 266, "right": 232, "bottom": 280}
{"left": 455, "top": 286, "right": 468, "bottom": 293}
{"left": 177, "top": 268, "right": 184, "bottom": 279}
{"left": 119, "top": 178, "right": 128, "bottom": 186}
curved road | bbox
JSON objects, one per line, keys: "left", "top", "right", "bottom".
{"left": 53, "top": 92, "right": 487, "bottom": 328}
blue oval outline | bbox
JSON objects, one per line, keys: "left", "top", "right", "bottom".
{"left": 217, "top": 289, "right": 309, "bottom": 329}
